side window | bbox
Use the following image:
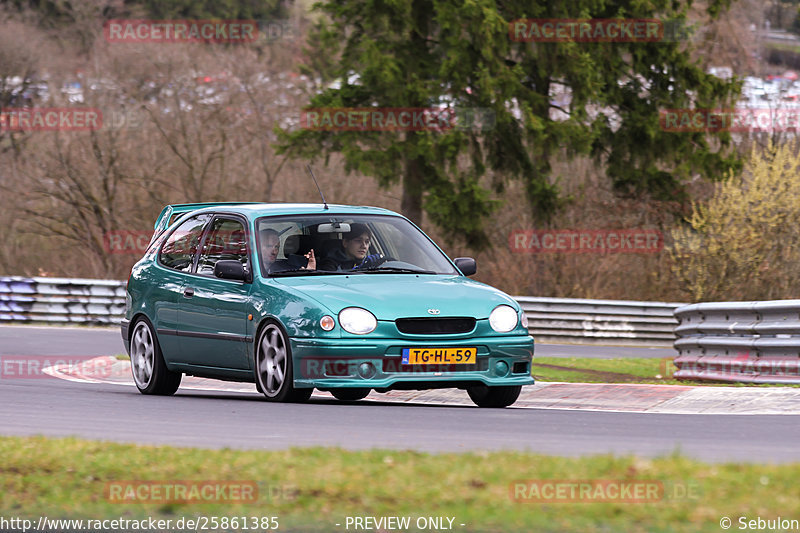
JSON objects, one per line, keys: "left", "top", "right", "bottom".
{"left": 256, "top": 220, "right": 302, "bottom": 277}
{"left": 159, "top": 215, "right": 211, "bottom": 272}
{"left": 196, "top": 218, "right": 249, "bottom": 277}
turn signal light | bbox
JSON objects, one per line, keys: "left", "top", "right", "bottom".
{"left": 320, "top": 315, "right": 335, "bottom": 331}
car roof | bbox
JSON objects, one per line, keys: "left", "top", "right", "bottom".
{"left": 186, "top": 203, "right": 401, "bottom": 218}
{"left": 151, "top": 203, "right": 408, "bottom": 247}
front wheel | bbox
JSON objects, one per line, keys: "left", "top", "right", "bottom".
{"left": 330, "top": 388, "right": 370, "bottom": 402}
{"left": 467, "top": 384, "right": 521, "bottom": 408}
{"left": 130, "top": 318, "right": 181, "bottom": 395}
{"left": 255, "top": 321, "right": 311, "bottom": 402}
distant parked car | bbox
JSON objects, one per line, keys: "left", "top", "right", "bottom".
{"left": 122, "top": 202, "right": 534, "bottom": 407}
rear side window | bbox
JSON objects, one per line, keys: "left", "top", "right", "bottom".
{"left": 159, "top": 215, "right": 211, "bottom": 272}
{"left": 196, "top": 218, "right": 249, "bottom": 276}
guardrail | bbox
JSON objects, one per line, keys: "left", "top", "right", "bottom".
{"left": 0, "top": 276, "right": 126, "bottom": 324}
{"left": 673, "top": 300, "right": 800, "bottom": 383}
{"left": 0, "top": 276, "right": 683, "bottom": 346}
{"left": 516, "top": 296, "right": 682, "bottom": 347}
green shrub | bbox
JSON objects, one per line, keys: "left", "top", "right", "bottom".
{"left": 671, "top": 142, "right": 800, "bottom": 301}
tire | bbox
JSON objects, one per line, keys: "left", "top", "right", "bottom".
{"left": 256, "top": 379, "right": 310, "bottom": 401}
{"left": 130, "top": 317, "right": 181, "bottom": 395}
{"left": 255, "top": 321, "right": 311, "bottom": 403}
{"left": 467, "top": 384, "right": 521, "bottom": 408}
{"left": 330, "top": 388, "right": 370, "bottom": 402}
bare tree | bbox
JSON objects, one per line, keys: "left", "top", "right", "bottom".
{"left": 18, "top": 126, "right": 135, "bottom": 275}
{"left": 0, "top": 18, "right": 50, "bottom": 157}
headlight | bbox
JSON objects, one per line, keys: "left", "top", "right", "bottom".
{"left": 520, "top": 310, "right": 529, "bottom": 329}
{"left": 489, "top": 305, "right": 518, "bottom": 333}
{"left": 338, "top": 307, "right": 377, "bottom": 335}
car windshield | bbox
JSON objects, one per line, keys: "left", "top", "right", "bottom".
{"left": 255, "top": 214, "right": 460, "bottom": 277}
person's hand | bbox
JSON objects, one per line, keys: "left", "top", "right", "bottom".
{"left": 301, "top": 249, "right": 316, "bottom": 270}
{"left": 355, "top": 253, "right": 385, "bottom": 270}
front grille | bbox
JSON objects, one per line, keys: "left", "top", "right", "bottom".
{"left": 383, "top": 357, "right": 488, "bottom": 373}
{"left": 395, "top": 317, "right": 476, "bottom": 335}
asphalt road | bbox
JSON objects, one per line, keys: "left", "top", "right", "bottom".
{"left": 0, "top": 325, "right": 126, "bottom": 356}
{"left": 2, "top": 325, "right": 798, "bottom": 463}
{"left": 3, "top": 375, "right": 800, "bottom": 462}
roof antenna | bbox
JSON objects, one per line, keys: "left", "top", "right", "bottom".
{"left": 306, "top": 164, "right": 329, "bottom": 210}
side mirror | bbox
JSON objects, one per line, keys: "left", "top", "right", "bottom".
{"left": 454, "top": 257, "right": 477, "bottom": 277}
{"left": 214, "top": 260, "right": 248, "bottom": 282}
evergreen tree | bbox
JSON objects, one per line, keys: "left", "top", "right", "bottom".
{"left": 278, "top": 0, "right": 741, "bottom": 249}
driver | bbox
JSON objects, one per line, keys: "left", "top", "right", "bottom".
{"left": 319, "top": 223, "right": 385, "bottom": 271}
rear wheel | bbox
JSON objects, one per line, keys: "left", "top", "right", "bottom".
{"left": 130, "top": 318, "right": 181, "bottom": 395}
{"left": 467, "top": 384, "right": 521, "bottom": 408}
{"left": 255, "top": 321, "right": 311, "bottom": 403}
{"left": 330, "top": 388, "right": 370, "bottom": 402}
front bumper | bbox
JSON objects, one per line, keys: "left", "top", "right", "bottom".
{"left": 290, "top": 334, "right": 534, "bottom": 390}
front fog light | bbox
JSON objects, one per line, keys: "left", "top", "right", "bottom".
{"left": 358, "top": 362, "right": 376, "bottom": 378}
{"left": 489, "top": 305, "right": 518, "bottom": 333}
{"left": 494, "top": 360, "right": 509, "bottom": 377}
{"left": 339, "top": 307, "right": 377, "bottom": 335}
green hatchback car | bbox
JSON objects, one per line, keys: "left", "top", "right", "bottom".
{"left": 122, "top": 202, "right": 534, "bottom": 407}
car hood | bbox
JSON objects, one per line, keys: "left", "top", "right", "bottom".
{"left": 274, "top": 274, "right": 517, "bottom": 320}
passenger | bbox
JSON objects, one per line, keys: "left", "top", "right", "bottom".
{"left": 319, "top": 223, "right": 385, "bottom": 271}
{"left": 260, "top": 229, "right": 316, "bottom": 273}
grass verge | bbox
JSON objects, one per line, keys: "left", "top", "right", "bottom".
{"left": 0, "top": 436, "right": 797, "bottom": 532}
{"left": 534, "top": 356, "right": 677, "bottom": 384}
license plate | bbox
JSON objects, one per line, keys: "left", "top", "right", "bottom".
{"left": 401, "top": 347, "right": 477, "bottom": 365}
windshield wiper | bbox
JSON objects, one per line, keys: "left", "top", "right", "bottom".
{"left": 269, "top": 269, "right": 354, "bottom": 277}
{"left": 358, "top": 266, "right": 436, "bottom": 274}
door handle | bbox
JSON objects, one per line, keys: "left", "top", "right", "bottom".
{"left": 183, "top": 287, "right": 194, "bottom": 298}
